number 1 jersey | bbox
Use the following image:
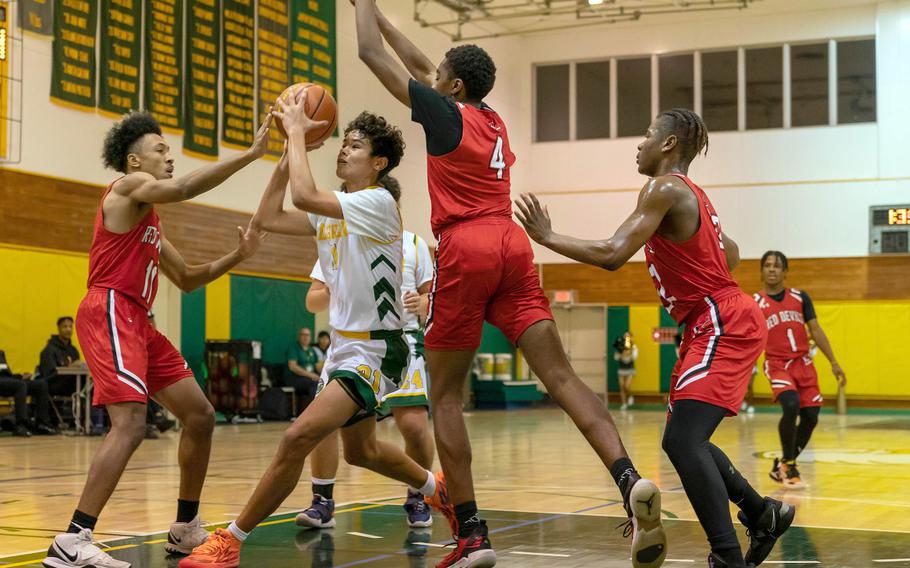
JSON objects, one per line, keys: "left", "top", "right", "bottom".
{"left": 87, "top": 181, "right": 162, "bottom": 311}
{"left": 754, "top": 288, "right": 815, "bottom": 360}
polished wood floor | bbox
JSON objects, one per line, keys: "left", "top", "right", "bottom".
{"left": 1, "top": 407, "right": 909, "bottom": 563}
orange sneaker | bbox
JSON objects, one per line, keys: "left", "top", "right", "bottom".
{"left": 423, "top": 471, "right": 458, "bottom": 535}
{"left": 781, "top": 461, "right": 807, "bottom": 490}
{"left": 178, "top": 528, "right": 242, "bottom": 568}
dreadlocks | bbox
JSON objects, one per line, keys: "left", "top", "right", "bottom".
{"left": 658, "top": 108, "right": 709, "bottom": 162}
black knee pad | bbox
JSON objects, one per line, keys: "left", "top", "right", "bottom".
{"left": 799, "top": 406, "right": 820, "bottom": 428}
{"left": 778, "top": 391, "right": 800, "bottom": 419}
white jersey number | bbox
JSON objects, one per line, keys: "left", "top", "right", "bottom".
{"left": 787, "top": 328, "right": 798, "bottom": 352}
{"left": 489, "top": 136, "right": 506, "bottom": 179}
{"left": 648, "top": 263, "right": 677, "bottom": 314}
{"left": 141, "top": 259, "right": 158, "bottom": 304}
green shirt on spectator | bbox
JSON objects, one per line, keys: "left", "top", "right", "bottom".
{"left": 288, "top": 343, "right": 319, "bottom": 373}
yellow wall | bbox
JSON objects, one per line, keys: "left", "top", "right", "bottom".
{"left": 204, "top": 275, "right": 231, "bottom": 340}
{"left": 628, "top": 304, "right": 661, "bottom": 394}
{"left": 0, "top": 246, "right": 88, "bottom": 373}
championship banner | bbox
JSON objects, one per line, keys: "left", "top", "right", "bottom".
{"left": 19, "top": 0, "right": 53, "bottom": 36}
{"left": 257, "top": 0, "right": 289, "bottom": 158}
{"left": 183, "top": 0, "right": 220, "bottom": 158}
{"left": 143, "top": 0, "right": 184, "bottom": 131}
{"left": 99, "top": 0, "right": 141, "bottom": 115}
{"left": 221, "top": 0, "right": 254, "bottom": 149}
{"left": 290, "top": 0, "right": 336, "bottom": 98}
{"left": 50, "top": 0, "right": 98, "bottom": 111}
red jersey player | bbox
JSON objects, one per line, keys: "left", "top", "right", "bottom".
{"left": 516, "top": 109, "right": 794, "bottom": 568}
{"left": 43, "top": 112, "right": 269, "bottom": 568}
{"left": 353, "top": 2, "right": 665, "bottom": 567}
{"left": 755, "top": 250, "right": 846, "bottom": 489}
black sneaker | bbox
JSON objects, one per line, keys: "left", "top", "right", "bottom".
{"left": 768, "top": 458, "right": 782, "bottom": 483}
{"left": 737, "top": 497, "right": 795, "bottom": 566}
{"left": 707, "top": 552, "right": 753, "bottom": 567}
{"left": 13, "top": 424, "right": 31, "bottom": 437}
{"left": 32, "top": 423, "right": 58, "bottom": 436}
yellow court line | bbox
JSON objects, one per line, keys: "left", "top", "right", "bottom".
{"left": 143, "top": 539, "right": 168, "bottom": 544}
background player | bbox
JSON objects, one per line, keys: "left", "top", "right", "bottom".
{"left": 181, "top": 100, "right": 452, "bottom": 568}
{"left": 298, "top": 183, "right": 436, "bottom": 530}
{"left": 43, "top": 111, "right": 270, "bottom": 568}
{"left": 755, "top": 250, "right": 847, "bottom": 489}
{"left": 515, "top": 109, "right": 794, "bottom": 568}
{"left": 352, "top": 2, "right": 665, "bottom": 566}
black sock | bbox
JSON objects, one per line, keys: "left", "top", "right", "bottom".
{"left": 176, "top": 499, "right": 200, "bottom": 523}
{"left": 313, "top": 482, "right": 334, "bottom": 500}
{"left": 609, "top": 457, "right": 637, "bottom": 500}
{"left": 68, "top": 509, "right": 97, "bottom": 534}
{"left": 454, "top": 501, "right": 479, "bottom": 538}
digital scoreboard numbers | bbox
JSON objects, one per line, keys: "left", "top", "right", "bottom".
{"left": 870, "top": 205, "right": 910, "bottom": 254}
{"left": 888, "top": 208, "right": 910, "bottom": 226}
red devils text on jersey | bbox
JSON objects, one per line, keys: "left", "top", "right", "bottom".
{"left": 754, "top": 289, "right": 813, "bottom": 360}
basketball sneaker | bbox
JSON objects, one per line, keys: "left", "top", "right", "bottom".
{"left": 737, "top": 497, "right": 795, "bottom": 566}
{"left": 437, "top": 520, "right": 496, "bottom": 568}
{"left": 768, "top": 458, "right": 783, "bottom": 484}
{"left": 620, "top": 477, "right": 668, "bottom": 568}
{"left": 707, "top": 552, "right": 751, "bottom": 567}
{"left": 43, "top": 529, "right": 131, "bottom": 568}
{"left": 177, "top": 528, "right": 241, "bottom": 568}
{"left": 405, "top": 492, "right": 433, "bottom": 528}
{"left": 295, "top": 495, "right": 336, "bottom": 529}
{"left": 165, "top": 516, "right": 211, "bottom": 555}
{"left": 781, "top": 462, "right": 807, "bottom": 490}
{"left": 423, "top": 471, "right": 457, "bottom": 535}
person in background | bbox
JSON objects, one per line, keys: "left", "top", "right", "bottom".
{"left": 313, "top": 331, "right": 331, "bottom": 373}
{"left": 0, "top": 349, "right": 55, "bottom": 436}
{"left": 613, "top": 331, "right": 638, "bottom": 410}
{"left": 286, "top": 327, "right": 321, "bottom": 411}
{"left": 37, "top": 316, "right": 84, "bottom": 396}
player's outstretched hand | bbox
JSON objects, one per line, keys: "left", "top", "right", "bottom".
{"left": 248, "top": 113, "right": 272, "bottom": 159}
{"left": 514, "top": 193, "right": 553, "bottom": 245}
{"left": 237, "top": 223, "right": 267, "bottom": 259}
{"left": 403, "top": 290, "right": 426, "bottom": 317}
{"left": 272, "top": 87, "right": 329, "bottom": 140}
{"left": 832, "top": 362, "right": 846, "bottom": 386}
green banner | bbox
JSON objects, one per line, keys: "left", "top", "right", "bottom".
{"left": 290, "top": 0, "right": 336, "bottom": 97}
{"left": 222, "top": 0, "right": 255, "bottom": 149}
{"left": 144, "top": 0, "right": 184, "bottom": 130}
{"left": 99, "top": 0, "right": 141, "bottom": 115}
{"left": 19, "top": 0, "right": 54, "bottom": 35}
{"left": 257, "top": 0, "right": 289, "bottom": 157}
{"left": 50, "top": 0, "right": 98, "bottom": 110}
{"left": 183, "top": 0, "right": 221, "bottom": 158}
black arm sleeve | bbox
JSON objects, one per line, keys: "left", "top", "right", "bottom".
{"left": 408, "top": 79, "right": 462, "bottom": 156}
{"left": 801, "top": 291, "right": 817, "bottom": 322}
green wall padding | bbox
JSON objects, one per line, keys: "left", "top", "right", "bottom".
{"left": 606, "top": 306, "right": 630, "bottom": 393}
{"left": 230, "top": 275, "right": 313, "bottom": 365}
{"left": 659, "top": 308, "right": 680, "bottom": 393}
{"left": 180, "top": 287, "right": 206, "bottom": 384}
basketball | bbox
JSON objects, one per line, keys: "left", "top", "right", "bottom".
{"left": 274, "top": 82, "right": 338, "bottom": 146}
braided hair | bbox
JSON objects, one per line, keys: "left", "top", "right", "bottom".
{"left": 657, "top": 108, "right": 709, "bottom": 162}
{"left": 761, "top": 250, "right": 789, "bottom": 270}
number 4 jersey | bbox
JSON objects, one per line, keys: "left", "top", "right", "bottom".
{"left": 87, "top": 181, "right": 162, "bottom": 311}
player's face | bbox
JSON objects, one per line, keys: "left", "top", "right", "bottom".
{"left": 636, "top": 119, "right": 664, "bottom": 176}
{"left": 337, "top": 131, "right": 383, "bottom": 183}
{"left": 761, "top": 256, "right": 787, "bottom": 286}
{"left": 432, "top": 61, "right": 461, "bottom": 99}
{"left": 130, "top": 134, "right": 174, "bottom": 180}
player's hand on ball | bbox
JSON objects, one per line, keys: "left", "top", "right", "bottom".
{"left": 237, "top": 223, "right": 267, "bottom": 259}
{"left": 272, "top": 87, "right": 329, "bottom": 137}
{"left": 514, "top": 193, "right": 553, "bottom": 244}
{"left": 248, "top": 113, "right": 272, "bottom": 159}
{"left": 832, "top": 362, "right": 846, "bottom": 386}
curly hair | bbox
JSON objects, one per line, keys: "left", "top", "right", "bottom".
{"left": 657, "top": 108, "right": 709, "bottom": 162}
{"left": 444, "top": 44, "right": 496, "bottom": 101}
{"left": 102, "top": 111, "right": 162, "bottom": 173}
{"left": 761, "top": 250, "right": 789, "bottom": 271}
{"left": 378, "top": 174, "right": 401, "bottom": 203}
{"left": 344, "top": 111, "right": 405, "bottom": 180}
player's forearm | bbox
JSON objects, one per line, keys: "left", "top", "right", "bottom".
{"left": 539, "top": 232, "right": 625, "bottom": 271}
{"left": 355, "top": 0, "right": 385, "bottom": 62}
{"left": 180, "top": 249, "right": 246, "bottom": 292}
{"left": 175, "top": 150, "right": 257, "bottom": 200}
{"left": 811, "top": 325, "right": 839, "bottom": 365}
{"left": 285, "top": 134, "right": 320, "bottom": 210}
{"left": 376, "top": 8, "right": 434, "bottom": 83}
{"left": 252, "top": 161, "right": 291, "bottom": 230}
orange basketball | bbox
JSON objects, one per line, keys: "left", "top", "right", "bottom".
{"left": 274, "top": 82, "right": 338, "bottom": 146}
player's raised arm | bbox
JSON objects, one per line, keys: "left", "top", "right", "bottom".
{"left": 306, "top": 279, "right": 330, "bottom": 313}
{"left": 251, "top": 147, "right": 316, "bottom": 236}
{"left": 115, "top": 116, "right": 272, "bottom": 205}
{"left": 158, "top": 228, "right": 264, "bottom": 293}
{"left": 353, "top": 0, "right": 413, "bottom": 107}
{"left": 373, "top": 4, "right": 435, "bottom": 85}
{"left": 271, "top": 88, "right": 343, "bottom": 219}
{"left": 514, "top": 178, "right": 677, "bottom": 271}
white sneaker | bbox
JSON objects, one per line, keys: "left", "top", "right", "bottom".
{"left": 628, "top": 396, "right": 635, "bottom": 406}
{"left": 43, "top": 529, "right": 131, "bottom": 568}
{"left": 165, "top": 515, "right": 210, "bottom": 555}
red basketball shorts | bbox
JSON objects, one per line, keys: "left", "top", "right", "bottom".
{"left": 764, "top": 356, "right": 822, "bottom": 407}
{"left": 77, "top": 288, "right": 191, "bottom": 406}
{"left": 425, "top": 217, "right": 553, "bottom": 351}
{"left": 669, "top": 289, "right": 768, "bottom": 416}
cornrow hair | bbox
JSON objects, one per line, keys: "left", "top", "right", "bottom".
{"left": 761, "top": 250, "right": 789, "bottom": 270}
{"left": 658, "top": 108, "right": 709, "bottom": 161}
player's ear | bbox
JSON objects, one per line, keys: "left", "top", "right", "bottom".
{"left": 372, "top": 155, "right": 389, "bottom": 175}
{"left": 450, "top": 78, "right": 465, "bottom": 98}
{"left": 126, "top": 152, "right": 141, "bottom": 170}
{"left": 661, "top": 134, "right": 678, "bottom": 153}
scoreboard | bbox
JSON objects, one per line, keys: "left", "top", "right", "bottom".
{"left": 870, "top": 205, "right": 910, "bottom": 254}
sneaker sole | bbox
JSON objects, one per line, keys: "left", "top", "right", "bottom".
{"left": 407, "top": 517, "right": 433, "bottom": 528}
{"left": 783, "top": 480, "right": 807, "bottom": 490}
{"left": 178, "top": 558, "right": 237, "bottom": 568}
{"left": 449, "top": 549, "right": 497, "bottom": 568}
{"left": 295, "top": 514, "right": 336, "bottom": 529}
{"left": 629, "top": 479, "right": 667, "bottom": 568}
{"left": 165, "top": 542, "right": 195, "bottom": 556}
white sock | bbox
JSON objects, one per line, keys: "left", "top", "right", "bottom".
{"left": 414, "top": 470, "right": 436, "bottom": 497}
{"left": 227, "top": 522, "right": 249, "bottom": 542}
{"left": 311, "top": 477, "right": 335, "bottom": 486}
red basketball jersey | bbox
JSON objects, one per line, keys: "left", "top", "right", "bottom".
{"left": 643, "top": 174, "right": 738, "bottom": 324}
{"left": 86, "top": 181, "right": 162, "bottom": 311}
{"left": 754, "top": 289, "right": 810, "bottom": 359}
{"left": 426, "top": 102, "right": 516, "bottom": 233}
